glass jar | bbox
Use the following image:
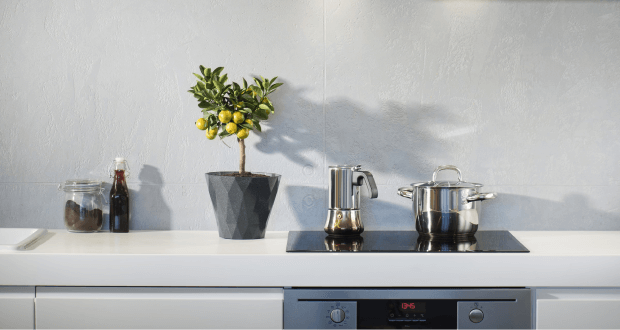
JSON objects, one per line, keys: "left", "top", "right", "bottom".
{"left": 59, "top": 180, "right": 106, "bottom": 232}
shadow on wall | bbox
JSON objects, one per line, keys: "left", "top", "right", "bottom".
{"left": 257, "top": 81, "right": 620, "bottom": 230}
{"left": 258, "top": 80, "right": 463, "bottom": 230}
{"left": 255, "top": 79, "right": 461, "bottom": 182}
{"left": 133, "top": 165, "right": 172, "bottom": 230}
{"left": 483, "top": 193, "right": 620, "bottom": 231}
{"left": 103, "top": 165, "right": 172, "bottom": 231}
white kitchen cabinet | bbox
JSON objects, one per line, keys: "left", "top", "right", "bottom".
{"left": 35, "top": 287, "right": 283, "bottom": 329}
{"left": 0, "top": 286, "right": 34, "bottom": 329}
{"left": 536, "top": 288, "right": 620, "bottom": 329}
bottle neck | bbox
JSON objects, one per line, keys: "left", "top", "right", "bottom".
{"left": 114, "top": 170, "right": 126, "bottom": 182}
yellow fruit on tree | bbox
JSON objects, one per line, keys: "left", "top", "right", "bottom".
{"left": 245, "top": 119, "right": 253, "bottom": 127}
{"left": 225, "top": 122, "right": 238, "bottom": 134}
{"left": 206, "top": 128, "right": 217, "bottom": 140}
{"left": 195, "top": 118, "right": 207, "bottom": 130}
{"left": 236, "top": 128, "right": 249, "bottom": 140}
{"left": 218, "top": 110, "right": 232, "bottom": 123}
{"left": 233, "top": 112, "right": 245, "bottom": 124}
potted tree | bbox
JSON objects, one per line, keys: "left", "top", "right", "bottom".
{"left": 189, "top": 66, "right": 283, "bottom": 239}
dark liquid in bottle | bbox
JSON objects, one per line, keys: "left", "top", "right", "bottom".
{"left": 110, "top": 169, "right": 130, "bottom": 232}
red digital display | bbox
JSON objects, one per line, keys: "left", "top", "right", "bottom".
{"left": 402, "top": 303, "right": 416, "bottom": 310}
{"left": 397, "top": 301, "right": 426, "bottom": 313}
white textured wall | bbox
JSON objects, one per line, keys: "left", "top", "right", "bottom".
{"left": 1, "top": 0, "right": 619, "bottom": 231}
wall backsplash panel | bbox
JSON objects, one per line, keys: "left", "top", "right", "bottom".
{"left": 1, "top": 0, "right": 618, "bottom": 231}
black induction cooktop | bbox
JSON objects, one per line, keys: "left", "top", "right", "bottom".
{"left": 286, "top": 230, "right": 529, "bottom": 252}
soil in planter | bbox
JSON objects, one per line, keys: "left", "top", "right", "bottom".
{"left": 222, "top": 172, "right": 270, "bottom": 178}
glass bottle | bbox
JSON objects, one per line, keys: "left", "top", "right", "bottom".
{"left": 109, "top": 157, "right": 130, "bottom": 233}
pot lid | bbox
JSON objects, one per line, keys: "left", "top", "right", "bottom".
{"left": 412, "top": 165, "right": 483, "bottom": 189}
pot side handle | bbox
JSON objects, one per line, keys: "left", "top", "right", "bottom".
{"left": 398, "top": 187, "right": 413, "bottom": 199}
{"left": 466, "top": 192, "right": 497, "bottom": 202}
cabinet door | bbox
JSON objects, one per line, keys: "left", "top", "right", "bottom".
{"left": 35, "top": 287, "right": 283, "bottom": 329}
{"left": 0, "top": 286, "right": 35, "bottom": 329}
{"left": 536, "top": 288, "right": 620, "bottom": 329}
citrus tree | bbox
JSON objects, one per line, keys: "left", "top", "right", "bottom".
{"left": 188, "top": 66, "right": 282, "bottom": 175}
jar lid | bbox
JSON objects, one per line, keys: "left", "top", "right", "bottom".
{"left": 62, "top": 180, "right": 103, "bottom": 192}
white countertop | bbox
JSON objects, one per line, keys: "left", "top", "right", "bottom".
{"left": 0, "top": 230, "right": 619, "bottom": 287}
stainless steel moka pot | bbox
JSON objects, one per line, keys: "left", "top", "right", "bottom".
{"left": 325, "top": 165, "right": 378, "bottom": 236}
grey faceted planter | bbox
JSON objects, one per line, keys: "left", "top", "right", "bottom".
{"left": 206, "top": 172, "right": 281, "bottom": 239}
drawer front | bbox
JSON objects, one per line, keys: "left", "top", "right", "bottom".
{"left": 0, "top": 286, "right": 35, "bottom": 329}
{"left": 536, "top": 289, "right": 620, "bottom": 329}
{"left": 35, "top": 287, "right": 283, "bottom": 329}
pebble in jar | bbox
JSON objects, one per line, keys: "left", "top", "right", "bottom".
{"left": 109, "top": 157, "right": 130, "bottom": 233}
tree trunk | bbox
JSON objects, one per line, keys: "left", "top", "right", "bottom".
{"left": 239, "top": 138, "right": 246, "bottom": 174}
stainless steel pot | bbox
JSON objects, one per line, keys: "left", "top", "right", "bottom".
{"left": 398, "top": 165, "right": 496, "bottom": 238}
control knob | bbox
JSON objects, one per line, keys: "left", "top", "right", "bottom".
{"left": 330, "top": 308, "right": 345, "bottom": 323}
{"left": 469, "top": 309, "right": 484, "bottom": 323}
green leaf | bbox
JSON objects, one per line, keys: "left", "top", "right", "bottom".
{"left": 269, "top": 82, "right": 283, "bottom": 91}
{"left": 193, "top": 73, "right": 205, "bottom": 81}
{"left": 198, "top": 101, "right": 210, "bottom": 108}
{"left": 239, "top": 123, "right": 253, "bottom": 130}
{"left": 250, "top": 85, "right": 263, "bottom": 98}
{"left": 232, "top": 82, "right": 240, "bottom": 92}
{"left": 253, "top": 77, "right": 264, "bottom": 90}
{"left": 269, "top": 76, "right": 278, "bottom": 86}
{"left": 220, "top": 74, "right": 228, "bottom": 84}
{"left": 199, "top": 65, "right": 206, "bottom": 75}
{"left": 253, "top": 120, "right": 262, "bottom": 132}
{"left": 258, "top": 104, "right": 270, "bottom": 111}
{"left": 208, "top": 114, "right": 217, "bottom": 126}
{"left": 238, "top": 108, "right": 251, "bottom": 114}
{"left": 205, "top": 67, "right": 212, "bottom": 79}
{"left": 254, "top": 109, "right": 269, "bottom": 120}
{"left": 219, "top": 130, "right": 231, "bottom": 137}
{"left": 243, "top": 78, "right": 248, "bottom": 90}
{"left": 213, "top": 67, "right": 224, "bottom": 77}
{"left": 197, "top": 81, "right": 206, "bottom": 91}
{"left": 241, "top": 94, "right": 255, "bottom": 102}
{"left": 214, "top": 80, "right": 224, "bottom": 92}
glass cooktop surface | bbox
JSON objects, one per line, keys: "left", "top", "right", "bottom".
{"left": 286, "top": 230, "right": 529, "bottom": 253}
